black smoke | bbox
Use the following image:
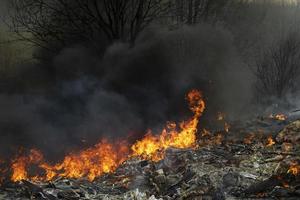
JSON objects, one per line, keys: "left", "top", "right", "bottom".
{"left": 0, "top": 23, "right": 252, "bottom": 160}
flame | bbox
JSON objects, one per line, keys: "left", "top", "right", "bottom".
{"left": 131, "top": 89, "right": 205, "bottom": 161}
{"left": 9, "top": 89, "right": 205, "bottom": 182}
{"left": 288, "top": 161, "right": 300, "bottom": 176}
{"left": 224, "top": 122, "right": 230, "bottom": 133}
{"left": 11, "top": 149, "right": 44, "bottom": 182}
{"left": 11, "top": 141, "right": 129, "bottom": 182}
{"left": 269, "top": 114, "right": 287, "bottom": 121}
{"left": 266, "top": 136, "right": 275, "bottom": 147}
{"left": 50, "top": 140, "right": 128, "bottom": 181}
{"left": 198, "top": 132, "right": 224, "bottom": 147}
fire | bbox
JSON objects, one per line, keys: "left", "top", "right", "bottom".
{"left": 288, "top": 161, "right": 300, "bottom": 176}
{"left": 131, "top": 89, "right": 205, "bottom": 161}
{"left": 49, "top": 140, "right": 129, "bottom": 181}
{"left": 11, "top": 140, "right": 129, "bottom": 182}
{"left": 11, "top": 149, "right": 44, "bottom": 182}
{"left": 9, "top": 90, "right": 205, "bottom": 182}
{"left": 269, "top": 114, "right": 287, "bottom": 121}
{"left": 198, "top": 132, "right": 224, "bottom": 147}
{"left": 266, "top": 136, "right": 275, "bottom": 147}
{"left": 224, "top": 122, "right": 230, "bottom": 133}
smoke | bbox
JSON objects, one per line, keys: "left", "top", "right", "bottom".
{"left": 0, "top": 23, "right": 254, "bottom": 159}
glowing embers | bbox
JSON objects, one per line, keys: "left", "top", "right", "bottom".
{"left": 288, "top": 161, "right": 300, "bottom": 176}
{"left": 199, "top": 129, "right": 224, "bottom": 146}
{"left": 266, "top": 136, "right": 275, "bottom": 147}
{"left": 269, "top": 113, "right": 287, "bottom": 121}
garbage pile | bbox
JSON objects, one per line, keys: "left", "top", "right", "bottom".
{"left": 0, "top": 117, "right": 299, "bottom": 200}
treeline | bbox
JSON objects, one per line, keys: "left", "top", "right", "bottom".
{"left": 8, "top": 0, "right": 297, "bottom": 52}
{"left": 8, "top": 0, "right": 231, "bottom": 52}
{"left": 1, "top": 0, "right": 300, "bottom": 105}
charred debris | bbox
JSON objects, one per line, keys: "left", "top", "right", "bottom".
{"left": 0, "top": 113, "right": 299, "bottom": 200}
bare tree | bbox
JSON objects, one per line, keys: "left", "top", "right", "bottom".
{"left": 9, "top": 0, "right": 166, "bottom": 52}
{"left": 254, "top": 33, "right": 300, "bottom": 100}
{"left": 170, "top": 0, "right": 228, "bottom": 25}
{"left": 0, "top": 39, "right": 16, "bottom": 76}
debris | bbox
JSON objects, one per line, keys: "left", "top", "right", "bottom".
{"left": 276, "top": 120, "right": 300, "bottom": 144}
{"left": 0, "top": 117, "right": 299, "bottom": 199}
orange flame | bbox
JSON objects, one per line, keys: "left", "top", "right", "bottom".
{"left": 131, "top": 89, "right": 205, "bottom": 161}
{"left": 269, "top": 114, "right": 287, "bottom": 121}
{"left": 11, "top": 149, "right": 44, "bottom": 182}
{"left": 9, "top": 90, "right": 205, "bottom": 182}
{"left": 288, "top": 161, "right": 300, "bottom": 176}
{"left": 266, "top": 136, "right": 275, "bottom": 147}
{"left": 11, "top": 141, "right": 129, "bottom": 182}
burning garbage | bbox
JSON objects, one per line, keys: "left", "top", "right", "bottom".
{"left": 0, "top": 90, "right": 299, "bottom": 199}
{"left": 3, "top": 90, "right": 205, "bottom": 183}
{"left": 1, "top": 1, "right": 300, "bottom": 199}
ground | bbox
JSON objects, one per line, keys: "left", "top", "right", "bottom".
{"left": 0, "top": 116, "right": 299, "bottom": 200}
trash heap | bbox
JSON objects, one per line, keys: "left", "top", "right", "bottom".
{"left": 0, "top": 117, "right": 299, "bottom": 200}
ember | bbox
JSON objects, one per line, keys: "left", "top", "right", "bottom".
{"left": 288, "top": 161, "right": 300, "bottom": 176}
{"left": 269, "top": 114, "right": 287, "bottom": 121}
{"left": 266, "top": 136, "right": 275, "bottom": 147}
